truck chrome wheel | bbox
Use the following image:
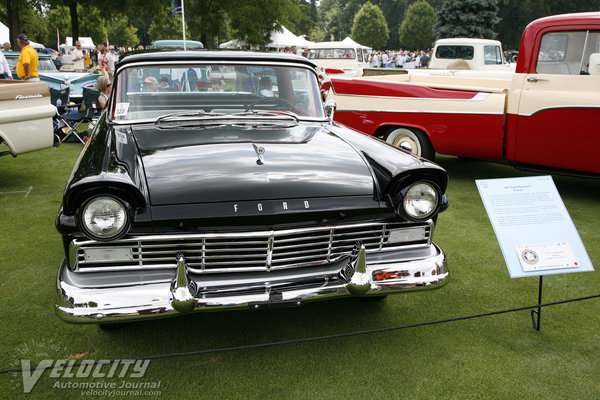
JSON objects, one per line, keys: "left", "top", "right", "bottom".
{"left": 385, "top": 128, "right": 434, "bottom": 160}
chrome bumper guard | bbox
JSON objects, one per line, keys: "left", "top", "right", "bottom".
{"left": 55, "top": 242, "right": 448, "bottom": 324}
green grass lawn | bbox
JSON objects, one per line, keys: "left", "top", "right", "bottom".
{"left": 1, "top": 144, "right": 599, "bottom": 399}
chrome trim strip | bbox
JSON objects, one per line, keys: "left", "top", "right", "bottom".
{"left": 335, "top": 108, "right": 505, "bottom": 115}
{"left": 331, "top": 91, "right": 493, "bottom": 102}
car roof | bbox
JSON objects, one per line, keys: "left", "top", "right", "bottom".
{"left": 117, "top": 50, "right": 317, "bottom": 69}
{"left": 151, "top": 40, "right": 204, "bottom": 49}
{"left": 434, "top": 38, "right": 502, "bottom": 46}
{"left": 3, "top": 50, "right": 51, "bottom": 59}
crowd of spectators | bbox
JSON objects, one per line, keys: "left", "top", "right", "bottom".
{"left": 367, "top": 49, "right": 431, "bottom": 69}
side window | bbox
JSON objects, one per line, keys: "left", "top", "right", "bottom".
{"left": 484, "top": 45, "right": 503, "bottom": 65}
{"left": 536, "top": 31, "right": 599, "bottom": 75}
{"left": 357, "top": 49, "right": 363, "bottom": 62}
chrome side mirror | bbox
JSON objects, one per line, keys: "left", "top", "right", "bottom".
{"left": 324, "top": 100, "right": 336, "bottom": 123}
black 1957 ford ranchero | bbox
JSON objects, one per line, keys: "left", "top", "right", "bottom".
{"left": 55, "top": 50, "right": 449, "bottom": 325}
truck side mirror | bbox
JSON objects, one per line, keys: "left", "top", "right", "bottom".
{"left": 589, "top": 53, "right": 600, "bottom": 75}
{"left": 324, "top": 100, "right": 336, "bottom": 122}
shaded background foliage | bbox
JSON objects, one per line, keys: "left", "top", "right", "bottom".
{"left": 1, "top": 0, "right": 599, "bottom": 51}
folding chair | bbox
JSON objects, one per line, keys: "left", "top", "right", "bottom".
{"left": 50, "top": 87, "right": 73, "bottom": 144}
{"left": 58, "top": 87, "right": 102, "bottom": 143}
{"left": 49, "top": 87, "right": 69, "bottom": 114}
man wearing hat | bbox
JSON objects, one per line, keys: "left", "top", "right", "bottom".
{"left": 72, "top": 40, "right": 85, "bottom": 73}
{"left": 16, "top": 34, "right": 39, "bottom": 81}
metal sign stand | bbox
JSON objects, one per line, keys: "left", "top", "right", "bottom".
{"left": 531, "top": 276, "right": 543, "bottom": 330}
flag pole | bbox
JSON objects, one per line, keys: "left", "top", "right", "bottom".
{"left": 181, "top": 0, "right": 186, "bottom": 51}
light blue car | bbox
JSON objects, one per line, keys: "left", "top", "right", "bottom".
{"left": 4, "top": 51, "right": 99, "bottom": 102}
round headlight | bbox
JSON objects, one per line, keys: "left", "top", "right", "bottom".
{"left": 81, "top": 196, "right": 128, "bottom": 240}
{"left": 402, "top": 182, "right": 439, "bottom": 219}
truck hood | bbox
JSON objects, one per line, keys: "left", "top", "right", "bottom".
{"left": 132, "top": 124, "right": 375, "bottom": 205}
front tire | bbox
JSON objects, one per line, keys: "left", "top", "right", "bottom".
{"left": 385, "top": 127, "right": 434, "bottom": 160}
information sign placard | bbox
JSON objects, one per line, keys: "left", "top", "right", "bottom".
{"left": 476, "top": 176, "right": 593, "bottom": 278}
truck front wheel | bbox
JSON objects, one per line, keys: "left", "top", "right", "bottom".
{"left": 385, "top": 127, "right": 434, "bottom": 160}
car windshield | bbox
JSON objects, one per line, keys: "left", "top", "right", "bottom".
{"left": 5, "top": 55, "right": 57, "bottom": 72}
{"left": 111, "top": 63, "right": 326, "bottom": 121}
{"left": 308, "top": 48, "right": 357, "bottom": 59}
{"left": 38, "top": 58, "right": 58, "bottom": 71}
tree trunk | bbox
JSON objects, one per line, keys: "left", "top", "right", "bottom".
{"left": 6, "top": 0, "right": 20, "bottom": 49}
{"left": 70, "top": 1, "right": 79, "bottom": 43}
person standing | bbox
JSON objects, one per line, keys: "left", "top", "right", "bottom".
{"left": 107, "top": 46, "right": 116, "bottom": 78}
{"left": 16, "top": 34, "right": 39, "bottom": 81}
{"left": 83, "top": 50, "right": 91, "bottom": 70}
{"left": 97, "top": 45, "right": 109, "bottom": 78}
{"left": 0, "top": 50, "right": 13, "bottom": 79}
{"left": 2, "top": 42, "right": 10, "bottom": 51}
{"left": 419, "top": 50, "right": 430, "bottom": 68}
{"left": 71, "top": 40, "right": 85, "bottom": 72}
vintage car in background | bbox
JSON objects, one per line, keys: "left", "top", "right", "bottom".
{"left": 327, "top": 12, "right": 600, "bottom": 176}
{"left": 0, "top": 79, "right": 57, "bottom": 157}
{"left": 307, "top": 38, "right": 371, "bottom": 78}
{"left": 54, "top": 51, "right": 450, "bottom": 325}
{"left": 150, "top": 39, "right": 204, "bottom": 50}
{"left": 4, "top": 51, "right": 98, "bottom": 102}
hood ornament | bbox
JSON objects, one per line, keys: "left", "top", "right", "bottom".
{"left": 253, "top": 144, "right": 265, "bottom": 165}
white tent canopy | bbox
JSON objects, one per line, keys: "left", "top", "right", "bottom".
{"left": 341, "top": 36, "right": 367, "bottom": 48}
{"left": 219, "top": 26, "right": 314, "bottom": 50}
{"left": 64, "top": 37, "right": 96, "bottom": 50}
{"left": 0, "top": 22, "right": 44, "bottom": 49}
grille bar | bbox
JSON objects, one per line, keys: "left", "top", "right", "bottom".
{"left": 74, "top": 221, "right": 432, "bottom": 273}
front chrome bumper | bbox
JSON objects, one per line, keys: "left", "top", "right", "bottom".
{"left": 55, "top": 243, "right": 448, "bottom": 324}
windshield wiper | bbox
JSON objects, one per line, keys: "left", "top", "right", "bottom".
{"left": 230, "top": 110, "right": 299, "bottom": 121}
{"left": 155, "top": 111, "right": 226, "bottom": 124}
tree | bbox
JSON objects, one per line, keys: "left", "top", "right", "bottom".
{"left": 496, "top": 0, "right": 600, "bottom": 49}
{"left": 107, "top": 15, "right": 138, "bottom": 48}
{"left": 435, "top": 0, "right": 500, "bottom": 39}
{"left": 148, "top": 6, "right": 190, "bottom": 42}
{"left": 398, "top": 0, "right": 436, "bottom": 49}
{"left": 351, "top": 1, "right": 389, "bottom": 49}
{"left": 227, "top": 0, "right": 300, "bottom": 47}
{"left": 377, "top": 0, "right": 409, "bottom": 49}
{"left": 46, "top": 6, "right": 71, "bottom": 47}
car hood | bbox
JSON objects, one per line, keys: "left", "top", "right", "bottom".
{"left": 131, "top": 123, "right": 375, "bottom": 205}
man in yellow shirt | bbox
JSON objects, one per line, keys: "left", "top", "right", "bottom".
{"left": 16, "top": 34, "right": 39, "bottom": 81}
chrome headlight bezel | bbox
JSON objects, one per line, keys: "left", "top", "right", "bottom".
{"left": 399, "top": 181, "right": 441, "bottom": 221}
{"left": 78, "top": 195, "right": 130, "bottom": 241}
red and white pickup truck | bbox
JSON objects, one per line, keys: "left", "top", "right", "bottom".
{"left": 327, "top": 12, "right": 600, "bottom": 176}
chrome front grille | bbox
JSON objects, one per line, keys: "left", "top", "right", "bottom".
{"left": 72, "top": 221, "right": 432, "bottom": 273}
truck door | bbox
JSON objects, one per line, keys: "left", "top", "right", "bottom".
{"left": 514, "top": 30, "right": 600, "bottom": 174}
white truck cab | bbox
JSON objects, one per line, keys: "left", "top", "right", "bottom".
{"left": 429, "top": 38, "right": 514, "bottom": 71}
